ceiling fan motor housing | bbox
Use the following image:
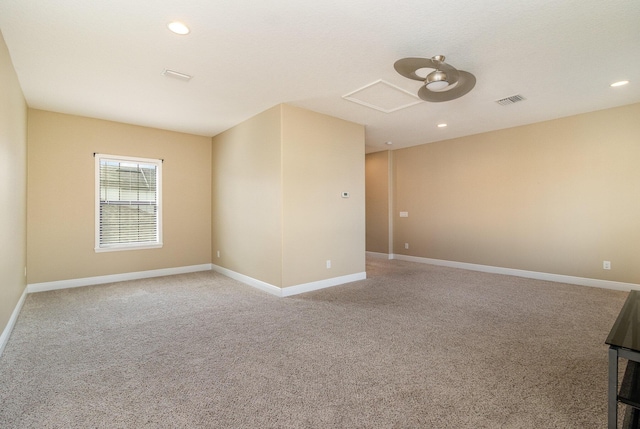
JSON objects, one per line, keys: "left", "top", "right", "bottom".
{"left": 426, "top": 70, "right": 449, "bottom": 90}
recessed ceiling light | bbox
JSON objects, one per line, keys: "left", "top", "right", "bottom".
{"left": 437, "top": 123, "right": 447, "bottom": 128}
{"left": 385, "top": 141, "right": 393, "bottom": 145}
{"left": 168, "top": 21, "right": 190, "bottom": 35}
{"left": 610, "top": 80, "right": 629, "bottom": 87}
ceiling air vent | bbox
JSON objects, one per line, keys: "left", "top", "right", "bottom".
{"left": 162, "top": 69, "right": 192, "bottom": 82}
{"left": 495, "top": 94, "right": 525, "bottom": 106}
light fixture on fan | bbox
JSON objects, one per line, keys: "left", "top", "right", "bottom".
{"left": 426, "top": 70, "right": 449, "bottom": 91}
{"left": 394, "top": 55, "right": 475, "bottom": 102}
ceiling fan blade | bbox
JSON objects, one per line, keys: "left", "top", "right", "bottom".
{"left": 394, "top": 57, "right": 460, "bottom": 84}
{"left": 394, "top": 57, "right": 438, "bottom": 81}
{"left": 417, "top": 71, "right": 476, "bottom": 102}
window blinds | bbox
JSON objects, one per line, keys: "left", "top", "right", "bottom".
{"left": 98, "top": 158, "right": 160, "bottom": 248}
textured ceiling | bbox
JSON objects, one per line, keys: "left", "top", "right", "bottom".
{"left": 1, "top": 0, "right": 639, "bottom": 153}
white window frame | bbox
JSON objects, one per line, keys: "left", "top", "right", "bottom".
{"left": 95, "top": 153, "right": 163, "bottom": 252}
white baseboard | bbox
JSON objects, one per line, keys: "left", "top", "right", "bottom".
{"left": 211, "top": 264, "right": 367, "bottom": 297}
{"left": 210, "top": 264, "right": 283, "bottom": 296}
{"left": 0, "top": 286, "right": 28, "bottom": 357}
{"left": 366, "top": 251, "right": 393, "bottom": 260}
{"left": 281, "top": 272, "right": 367, "bottom": 297}
{"left": 391, "top": 254, "right": 640, "bottom": 292}
{"left": 27, "top": 264, "right": 214, "bottom": 293}
{"left": 25, "top": 261, "right": 367, "bottom": 298}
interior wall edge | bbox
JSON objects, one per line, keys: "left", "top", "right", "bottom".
{"left": 27, "top": 264, "right": 213, "bottom": 294}
{"left": 0, "top": 286, "right": 27, "bottom": 357}
{"left": 211, "top": 263, "right": 282, "bottom": 296}
{"left": 281, "top": 272, "right": 367, "bottom": 297}
{"left": 392, "top": 254, "right": 640, "bottom": 292}
{"left": 212, "top": 263, "right": 367, "bottom": 297}
{"left": 387, "top": 150, "right": 394, "bottom": 255}
{"left": 366, "top": 251, "right": 393, "bottom": 260}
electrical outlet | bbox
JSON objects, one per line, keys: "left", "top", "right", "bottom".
{"left": 217, "top": 250, "right": 220, "bottom": 258}
{"left": 404, "top": 243, "right": 409, "bottom": 249}
{"left": 326, "top": 260, "right": 331, "bottom": 269}
{"left": 603, "top": 260, "right": 611, "bottom": 270}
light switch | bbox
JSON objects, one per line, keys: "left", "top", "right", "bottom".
{"left": 399, "top": 211, "right": 408, "bottom": 217}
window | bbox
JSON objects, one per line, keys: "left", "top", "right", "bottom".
{"left": 95, "top": 154, "right": 162, "bottom": 252}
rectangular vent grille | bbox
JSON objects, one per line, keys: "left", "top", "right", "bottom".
{"left": 495, "top": 94, "right": 526, "bottom": 106}
{"left": 162, "top": 69, "right": 192, "bottom": 81}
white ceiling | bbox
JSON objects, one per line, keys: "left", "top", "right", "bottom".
{"left": 1, "top": 0, "right": 639, "bottom": 153}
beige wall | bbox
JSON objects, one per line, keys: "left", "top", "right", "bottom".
{"left": 27, "top": 110, "right": 212, "bottom": 283}
{"left": 392, "top": 103, "right": 640, "bottom": 284}
{"left": 0, "top": 30, "right": 27, "bottom": 336}
{"left": 365, "top": 150, "right": 391, "bottom": 254}
{"left": 281, "top": 104, "right": 365, "bottom": 287}
{"left": 212, "top": 104, "right": 365, "bottom": 288}
{"left": 211, "top": 105, "right": 284, "bottom": 286}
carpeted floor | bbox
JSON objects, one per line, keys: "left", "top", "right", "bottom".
{"left": 0, "top": 258, "right": 629, "bottom": 428}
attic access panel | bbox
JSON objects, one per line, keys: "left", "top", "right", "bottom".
{"left": 343, "top": 79, "right": 423, "bottom": 113}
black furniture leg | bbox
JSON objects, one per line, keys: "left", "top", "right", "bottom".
{"left": 610, "top": 347, "right": 619, "bottom": 429}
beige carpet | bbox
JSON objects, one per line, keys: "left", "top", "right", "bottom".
{"left": 0, "top": 258, "right": 628, "bottom": 428}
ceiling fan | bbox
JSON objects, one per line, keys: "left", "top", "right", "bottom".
{"left": 394, "top": 55, "right": 476, "bottom": 102}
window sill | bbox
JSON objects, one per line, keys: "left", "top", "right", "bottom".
{"left": 94, "top": 243, "right": 163, "bottom": 253}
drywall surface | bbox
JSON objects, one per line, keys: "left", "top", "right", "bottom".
{"left": 27, "top": 110, "right": 212, "bottom": 283}
{"left": 212, "top": 104, "right": 365, "bottom": 289}
{"left": 393, "top": 103, "right": 640, "bottom": 283}
{"left": 365, "top": 150, "right": 391, "bottom": 254}
{"left": 281, "top": 104, "right": 365, "bottom": 287}
{"left": 211, "top": 105, "right": 284, "bottom": 286}
{"left": 0, "top": 30, "right": 27, "bottom": 337}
